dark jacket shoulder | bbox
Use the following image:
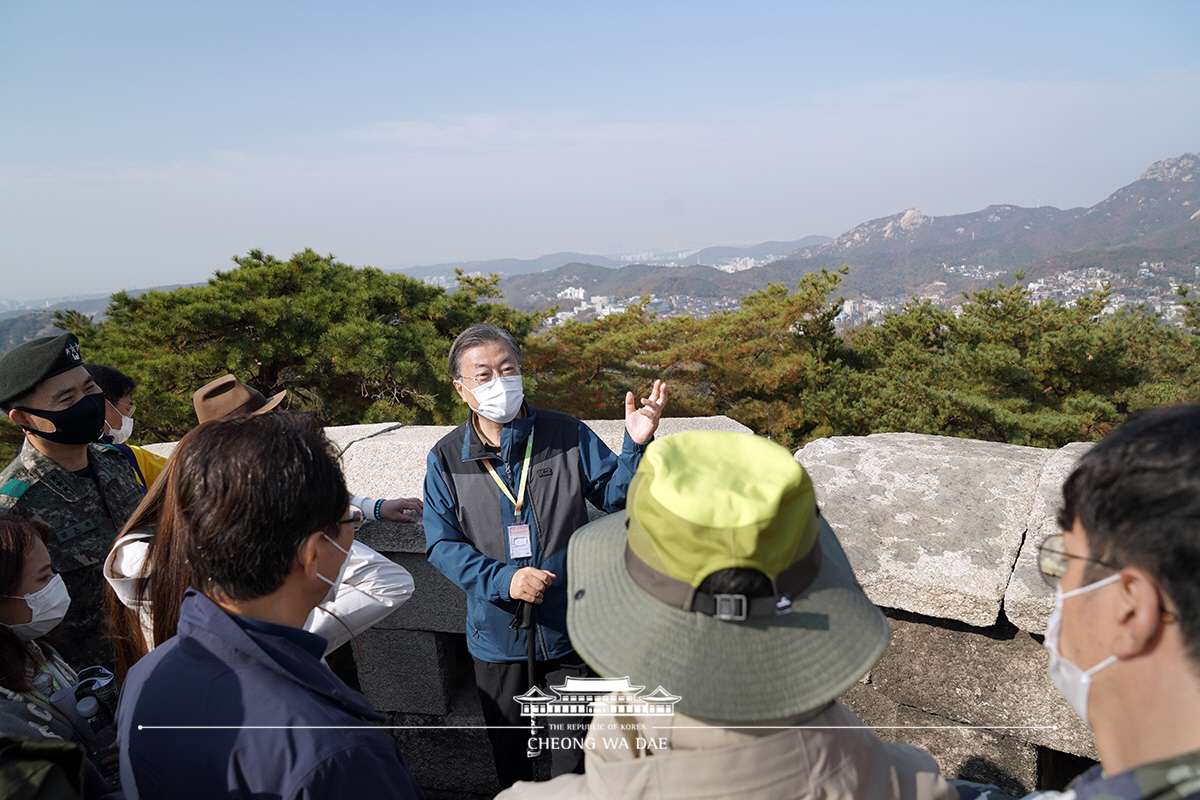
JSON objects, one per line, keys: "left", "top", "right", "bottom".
{"left": 118, "top": 590, "right": 422, "bottom": 799}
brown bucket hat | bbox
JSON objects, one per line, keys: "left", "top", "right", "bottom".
{"left": 192, "top": 374, "right": 287, "bottom": 424}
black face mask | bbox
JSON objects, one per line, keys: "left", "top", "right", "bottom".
{"left": 16, "top": 393, "right": 106, "bottom": 446}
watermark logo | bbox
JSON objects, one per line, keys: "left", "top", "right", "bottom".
{"left": 514, "top": 676, "right": 680, "bottom": 718}
{"left": 516, "top": 677, "right": 680, "bottom": 756}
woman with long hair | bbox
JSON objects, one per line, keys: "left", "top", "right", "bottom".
{"left": 104, "top": 457, "right": 183, "bottom": 679}
{"left": 0, "top": 517, "right": 121, "bottom": 797}
{"left": 104, "top": 421, "right": 415, "bottom": 679}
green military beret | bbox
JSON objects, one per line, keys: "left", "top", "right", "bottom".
{"left": 0, "top": 333, "right": 84, "bottom": 406}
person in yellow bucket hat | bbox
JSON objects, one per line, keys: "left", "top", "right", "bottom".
{"left": 499, "top": 430, "right": 959, "bottom": 800}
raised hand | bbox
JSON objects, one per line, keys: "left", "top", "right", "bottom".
{"left": 624, "top": 379, "right": 668, "bottom": 445}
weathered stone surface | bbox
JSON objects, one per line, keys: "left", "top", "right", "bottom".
{"left": 356, "top": 628, "right": 461, "bottom": 716}
{"left": 843, "top": 683, "right": 1038, "bottom": 796}
{"left": 341, "top": 424, "right": 458, "bottom": 500}
{"left": 357, "top": 519, "right": 426, "bottom": 554}
{"left": 840, "top": 680, "right": 897, "bottom": 724}
{"left": 869, "top": 617, "right": 1096, "bottom": 759}
{"left": 389, "top": 670, "right": 499, "bottom": 797}
{"left": 371, "top": 552, "right": 467, "bottom": 634}
{"left": 324, "top": 422, "right": 405, "bottom": 452}
{"left": 1004, "top": 442, "right": 1094, "bottom": 633}
{"left": 797, "top": 433, "right": 1052, "bottom": 627}
{"left": 895, "top": 705, "right": 1039, "bottom": 797}
{"left": 140, "top": 421, "right": 404, "bottom": 460}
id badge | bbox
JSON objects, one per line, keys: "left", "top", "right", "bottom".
{"left": 507, "top": 524, "right": 533, "bottom": 560}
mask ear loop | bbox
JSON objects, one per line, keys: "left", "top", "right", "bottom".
{"left": 303, "top": 525, "right": 363, "bottom": 663}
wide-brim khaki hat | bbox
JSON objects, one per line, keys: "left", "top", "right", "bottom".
{"left": 192, "top": 374, "right": 287, "bottom": 424}
{"left": 566, "top": 431, "right": 890, "bottom": 723}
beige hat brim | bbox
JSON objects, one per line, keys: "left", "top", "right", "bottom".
{"left": 566, "top": 513, "right": 890, "bottom": 722}
{"left": 255, "top": 390, "right": 287, "bottom": 416}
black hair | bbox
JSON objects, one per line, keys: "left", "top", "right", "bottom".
{"left": 176, "top": 411, "right": 347, "bottom": 602}
{"left": 0, "top": 518, "right": 52, "bottom": 693}
{"left": 447, "top": 323, "right": 521, "bottom": 380}
{"left": 1058, "top": 404, "right": 1200, "bottom": 665}
{"left": 83, "top": 364, "right": 137, "bottom": 404}
{"left": 698, "top": 568, "right": 774, "bottom": 597}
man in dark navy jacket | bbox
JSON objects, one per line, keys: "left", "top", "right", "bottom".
{"left": 117, "top": 411, "right": 423, "bottom": 800}
{"left": 424, "top": 323, "right": 667, "bottom": 788}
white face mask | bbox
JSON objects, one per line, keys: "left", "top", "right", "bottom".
{"left": 316, "top": 534, "right": 353, "bottom": 606}
{"left": 466, "top": 375, "right": 524, "bottom": 424}
{"left": 1044, "top": 572, "right": 1121, "bottom": 725}
{"left": 108, "top": 413, "right": 134, "bottom": 445}
{"left": 3, "top": 574, "right": 71, "bottom": 641}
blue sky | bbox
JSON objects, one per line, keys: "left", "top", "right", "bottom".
{"left": 2, "top": 1, "right": 1198, "bottom": 300}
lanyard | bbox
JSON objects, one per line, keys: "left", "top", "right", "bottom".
{"left": 483, "top": 429, "right": 534, "bottom": 515}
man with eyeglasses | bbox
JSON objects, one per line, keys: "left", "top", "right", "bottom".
{"left": 118, "top": 412, "right": 423, "bottom": 799}
{"left": 423, "top": 322, "right": 667, "bottom": 789}
{"left": 1031, "top": 404, "right": 1200, "bottom": 800}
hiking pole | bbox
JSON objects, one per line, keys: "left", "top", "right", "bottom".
{"left": 510, "top": 601, "right": 543, "bottom": 768}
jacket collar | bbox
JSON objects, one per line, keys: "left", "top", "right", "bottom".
{"left": 14, "top": 443, "right": 99, "bottom": 503}
{"left": 462, "top": 403, "right": 538, "bottom": 463}
{"left": 175, "top": 588, "right": 382, "bottom": 722}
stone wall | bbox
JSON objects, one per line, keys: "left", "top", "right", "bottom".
{"left": 145, "top": 422, "right": 1097, "bottom": 798}
{"left": 798, "top": 433, "right": 1097, "bottom": 797}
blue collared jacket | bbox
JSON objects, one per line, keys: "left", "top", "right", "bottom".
{"left": 424, "top": 406, "right": 646, "bottom": 663}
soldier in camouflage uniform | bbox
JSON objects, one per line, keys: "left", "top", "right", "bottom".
{"left": 0, "top": 333, "right": 144, "bottom": 669}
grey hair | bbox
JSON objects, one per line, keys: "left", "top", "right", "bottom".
{"left": 447, "top": 323, "right": 521, "bottom": 379}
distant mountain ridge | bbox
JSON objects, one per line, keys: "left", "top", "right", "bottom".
{"left": 398, "top": 236, "right": 833, "bottom": 281}
{"left": 647, "top": 237, "right": 831, "bottom": 266}
{"left": 0, "top": 283, "right": 203, "bottom": 321}
{"left": 498, "top": 152, "right": 1200, "bottom": 308}
{"left": 401, "top": 252, "right": 625, "bottom": 280}
{"left": 786, "top": 153, "right": 1199, "bottom": 264}
{"left": 0, "top": 282, "right": 204, "bottom": 355}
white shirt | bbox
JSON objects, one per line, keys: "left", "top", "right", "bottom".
{"left": 104, "top": 532, "right": 414, "bottom": 656}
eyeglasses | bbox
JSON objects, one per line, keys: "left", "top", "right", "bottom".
{"left": 338, "top": 506, "right": 364, "bottom": 525}
{"left": 1036, "top": 533, "right": 1120, "bottom": 588}
{"left": 107, "top": 398, "right": 136, "bottom": 416}
{"left": 1037, "top": 533, "right": 1181, "bottom": 624}
{"left": 459, "top": 368, "right": 521, "bottom": 386}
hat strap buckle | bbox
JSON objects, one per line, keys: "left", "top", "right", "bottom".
{"left": 713, "top": 594, "right": 748, "bottom": 622}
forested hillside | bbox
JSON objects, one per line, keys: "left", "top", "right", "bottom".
{"left": 5, "top": 250, "right": 1197, "bottom": 465}
{"left": 523, "top": 267, "right": 1200, "bottom": 448}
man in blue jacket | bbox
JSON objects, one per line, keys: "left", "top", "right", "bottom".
{"left": 117, "top": 411, "right": 423, "bottom": 800}
{"left": 424, "top": 322, "right": 666, "bottom": 788}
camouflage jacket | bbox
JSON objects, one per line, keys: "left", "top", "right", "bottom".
{"left": 1057, "top": 749, "right": 1200, "bottom": 800}
{"left": 0, "top": 442, "right": 143, "bottom": 573}
{"left": 977, "top": 748, "right": 1200, "bottom": 800}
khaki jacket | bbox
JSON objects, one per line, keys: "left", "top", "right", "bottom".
{"left": 497, "top": 699, "right": 958, "bottom": 800}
